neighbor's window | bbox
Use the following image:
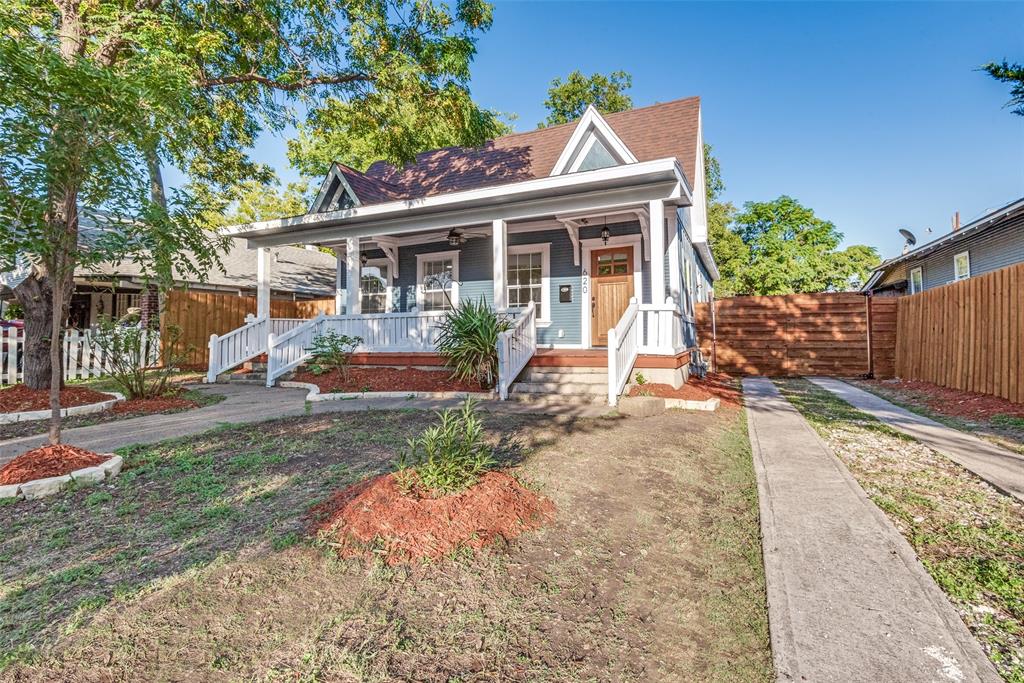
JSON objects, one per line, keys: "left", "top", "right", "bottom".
{"left": 115, "top": 292, "right": 140, "bottom": 316}
{"left": 953, "top": 251, "right": 970, "bottom": 281}
{"left": 360, "top": 263, "right": 389, "bottom": 314}
{"left": 909, "top": 267, "right": 923, "bottom": 294}
{"left": 507, "top": 245, "right": 549, "bottom": 320}
{"left": 417, "top": 252, "right": 458, "bottom": 311}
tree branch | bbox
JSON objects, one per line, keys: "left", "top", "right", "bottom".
{"left": 198, "top": 72, "right": 371, "bottom": 91}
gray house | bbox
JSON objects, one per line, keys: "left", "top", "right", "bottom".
{"left": 863, "top": 197, "right": 1024, "bottom": 296}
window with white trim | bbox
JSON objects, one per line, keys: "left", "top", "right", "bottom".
{"left": 953, "top": 251, "right": 970, "bottom": 281}
{"left": 360, "top": 262, "right": 389, "bottom": 314}
{"left": 909, "top": 267, "right": 923, "bottom": 294}
{"left": 416, "top": 252, "right": 459, "bottom": 311}
{"left": 115, "top": 292, "right": 140, "bottom": 316}
{"left": 507, "top": 244, "right": 550, "bottom": 320}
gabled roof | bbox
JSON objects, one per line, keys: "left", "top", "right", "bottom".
{"left": 351, "top": 96, "right": 700, "bottom": 204}
{"left": 862, "top": 195, "right": 1024, "bottom": 291}
{"left": 334, "top": 163, "right": 405, "bottom": 204}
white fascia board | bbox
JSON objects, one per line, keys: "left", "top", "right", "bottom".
{"left": 549, "top": 105, "right": 639, "bottom": 176}
{"left": 231, "top": 158, "right": 688, "bottom": 246}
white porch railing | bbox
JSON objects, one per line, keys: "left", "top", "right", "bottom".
{"left": 497, "top": 302, "right": 537, "bottom": 400}
{"left": 264, "top": 310, "right": 450, "bottom": 386}
{"left": 638, "top": 297, "right": 689, "bottom": 355}
{"left": 206, "top": 315, "right": 269, "bottom": 383}
{"left": 607, "top": 298, "right": 640, "bottom": 407}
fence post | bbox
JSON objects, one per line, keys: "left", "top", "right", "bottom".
{"left": 206, "top": 334, "right": 219, "bottom": 384}
{"left": 497, "top": 334, "right": 508, "bottom": 400}
{"left": 265, "top": 332, "right": 277, "bottom": 388}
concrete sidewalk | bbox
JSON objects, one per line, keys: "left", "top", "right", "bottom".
{"left": 0, "top": 384, "right": 612, "bottom": 463}
{"left": 810, "top": 377, "right": 1024, "bottom": 504}
{"left": 744, "top": 377, "right": 999, "bottom": 683}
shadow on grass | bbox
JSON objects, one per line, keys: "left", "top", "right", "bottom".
{"left": 0, "top": 406, "right": 625, "bottom": 666}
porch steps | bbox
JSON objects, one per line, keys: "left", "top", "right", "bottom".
{"left": 508, "top": 367, "right": 607, "bottom": 405}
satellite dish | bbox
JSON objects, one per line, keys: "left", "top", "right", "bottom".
{"left": 898, "top": 228, "right": 917, "bottom": 246}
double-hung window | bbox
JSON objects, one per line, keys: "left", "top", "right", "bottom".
{"left": 953, "top": 252, "right": 970, "bottom": 281}
{"left": 360, "top": 262, "right": 390, "bottom": 314}
{"left": 507, "top": 244, "right": 550, "bottom": 322}
{"left": 416, "top": 251, "right": 459, "bottom": 311}
{"left": 909, "top": 267, "right": 923, "bottom": 294}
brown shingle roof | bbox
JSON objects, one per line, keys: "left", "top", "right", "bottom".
{"left": 334, "top": 163, "right": 405, "bottom": 204}
{"left": 358, "top": 96, "right": 700, "bottom": 204}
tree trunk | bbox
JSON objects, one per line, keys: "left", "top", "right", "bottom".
{"left": 12, "top": 275, "right": 55, "bottom": 390}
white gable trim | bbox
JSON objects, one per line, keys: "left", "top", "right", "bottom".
{"left": 310, "top": 163, "right": 363, "bottom": 213}
{"left": 549, "top": 106, "right": 638, "bottom": 176}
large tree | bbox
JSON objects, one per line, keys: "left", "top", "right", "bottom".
{"left": 540, "top": 70, "right": 633, "bottom": 127}
{"left": 731, "top": 196, "right": 879, "bottom": 295}
{"left": 703, "top": 144, "right": 746, "bottom": 296}
{"left": 0, "top": 0, "right": 496, "bottom": 441}
{"left": 983, "top": 60, "right": 1024, "bottom": 116}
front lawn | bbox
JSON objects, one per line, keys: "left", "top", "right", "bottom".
{"left": 0, "top": 405, "right": 771, "bottom": 681}
{"left": 777, "top": 378, "right": 1024, "bottom": 682}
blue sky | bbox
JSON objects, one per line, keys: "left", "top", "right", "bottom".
{"left": 250, "top": 1, "right": 1023, "bottom": 260}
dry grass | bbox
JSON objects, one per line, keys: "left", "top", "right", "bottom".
{"left": 1, "top": 405, "right": 771, "bottom": 682}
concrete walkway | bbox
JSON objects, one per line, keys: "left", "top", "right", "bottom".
{"left": 743, "top": 377, "right": 1000, "bottom": 683}
{"left": 0, "top": 384, "right": 612, "bottom": 463}
{"left": 809, "top": 377, "right": 1024, "bottom": 504}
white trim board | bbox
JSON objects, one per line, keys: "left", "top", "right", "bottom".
{"left": 506, "top": 242, "right": 552, "bottom": 324}
{"left": 579, "top": 234, "right": 643, "bottom": 349}
{"left": 550, "top": 106, "right": 639, "bottom": 176}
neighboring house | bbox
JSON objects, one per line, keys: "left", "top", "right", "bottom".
{"left": 864, "top": 197, "right": 1024, "bottom": 296}
{"left": 218, "top": 97, "right": 720, "bottom": 405}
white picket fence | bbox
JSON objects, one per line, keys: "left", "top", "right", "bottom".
{"left": 0, "top": 325, "right": 159, "bottom": 386}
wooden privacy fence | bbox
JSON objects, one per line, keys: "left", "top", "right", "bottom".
{"left": 896, "top": 262, "right": 1022, "bottom": 403}
{"left": 163, "top": 290, "right": 334, "bottom": 365}
{"left": 695, "top": 293, "right": 897, "bottom": 377}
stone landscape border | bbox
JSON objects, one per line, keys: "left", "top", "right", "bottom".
{"left": 665, "top": 397, "right": 720, "bottom": 411}
{"left": 280, "top": 381, "right": 495, "bottom": 403}
{"left": 0, "top": 392, "right": 125, "bottom": 425}
{"left": 0, "top": 454, "right": 123, "bottom": 501}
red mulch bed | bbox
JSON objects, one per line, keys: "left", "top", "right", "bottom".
{"left": 310, "top": 471, "right": 555, "bottom": 565}
{"left": 629, "top": 372, "right": 742, "bottom": 407}
{"left": 294, "top": 367, "right": 484, "bottom": 394}
{"left": 0, "top": 444, "right": 109, "bottom": 486}
{"left": 864, "top": 379, "right": 1024, "bottom": 422}
{"left": 111, "top": 395, "right": 197, "bottom": 416}
{"left": 0, "top": 385, "right": 115, "bottom": 413}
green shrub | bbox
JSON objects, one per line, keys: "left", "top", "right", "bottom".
{"left": 435, "top": 298, "right": 513, "bottom": 389}
{"left": 306, "top": 330, "right": 362, "bottom": 377}
{"left": 397, "top": 398, "right": 495, "bottom": 495}
{"left": 89, "top": 318, "right": 187, "bottom": 399}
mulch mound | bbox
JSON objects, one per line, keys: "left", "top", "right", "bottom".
{"left": 310, "top": 471, "right": 555, "bottom": 565}
{"left": 111, "top": 394, "right": 197, "bottom": 416}
{"left": 0, "top": 385, "right": 115, "bottom": 413}
{"left": 295, "top": 367, "right": 484, "bottom": 394}
{"left": 865, "top": 379, "right": 1024, "bottom": 422}
{"left": 0, "top": 444, "right": 109, "bottom": 485}
{"left": 629, "top": 372, "right": 742, "bottom": 407}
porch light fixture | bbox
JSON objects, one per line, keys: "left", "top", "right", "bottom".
{"left": 447, "top": 229, "right": 464, "bottom": 247}
{"left": 600, "top": 218, "right": 611, "bottom": 245}
{"left": 360, "top": 252, "right": 368, "bottom": 266}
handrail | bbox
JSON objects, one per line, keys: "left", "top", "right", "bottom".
{"left": 607, "top": 298, "right": 640, "bottom": 406}
{"left": 206, "top": 315, "right": 268, "bottom": 383}
{"left": 496, "top": 302, "right": 537, "bottom": 400}
{"left": 265, "top": 313, "right": 326, "bottom": 386}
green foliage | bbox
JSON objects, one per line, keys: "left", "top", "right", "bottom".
{"left": 435, "top": 298, "right": 513, "bottom": 389}
{"left": 306, "top": 331, "right": 362, "bottom": 378}
{"left": 633, "top": 372, "right": 652, "bottom": 397}
{"left": 202, "top": 177, "right": 312, "bottom": 229}
{"left": 88, "top": 319, "right": 188, "bottom": 400}
{"left": 3, "top": 302, "right": 22, "bottom": 319}
{"left": 541, "top": 70, "right": 633, "bottom": 127}
{"left": 982, "top": 60, "right": 1024, "bottom": 116}
{"left": 397, "top": 399, "right": 495, "bottom": 494}
{"left": 704, "top": 144, "right": 747, "bottom": 296}
{"left": 288, "top": 98, "right": 513, "bottom": 176}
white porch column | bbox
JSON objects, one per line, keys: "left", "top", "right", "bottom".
{"left": 256, "top": 246, "right": 271, "bottom": 320}
{"left": 492, "top": 218, "right": 507, "bottom": 310}
{"left": 648, "top": 200, "right": 666, "bottom": 303}
{"left": 333, "top": 247, "right": 344, "bottom": 315}
{"left": 667, "top": 209, "right": 681, "bottom": 306}
{"left": 345, "top": 237, "right": 361, "bottom": 315}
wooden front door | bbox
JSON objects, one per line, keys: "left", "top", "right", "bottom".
{"left": 590, "top": 246, "right": 635, "bottom": 347}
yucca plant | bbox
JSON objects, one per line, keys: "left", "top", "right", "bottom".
{"left": 396, "top": 398, "right": 495, "bottom": 494}
{"left": 435, "top": 297, "right": 512, "bottom": 389}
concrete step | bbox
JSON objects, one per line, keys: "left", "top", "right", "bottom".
{"left": 518, "top": 370, "right": 607, "bottom": 385}
{"left": 511, "top": 381, "right": 607, "bottom": 396}
{"left": 506, "top": 392, "right": 606, "bottom": 406}
{"left": 523, "top": 365, "right": 606, "bottom": 375}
